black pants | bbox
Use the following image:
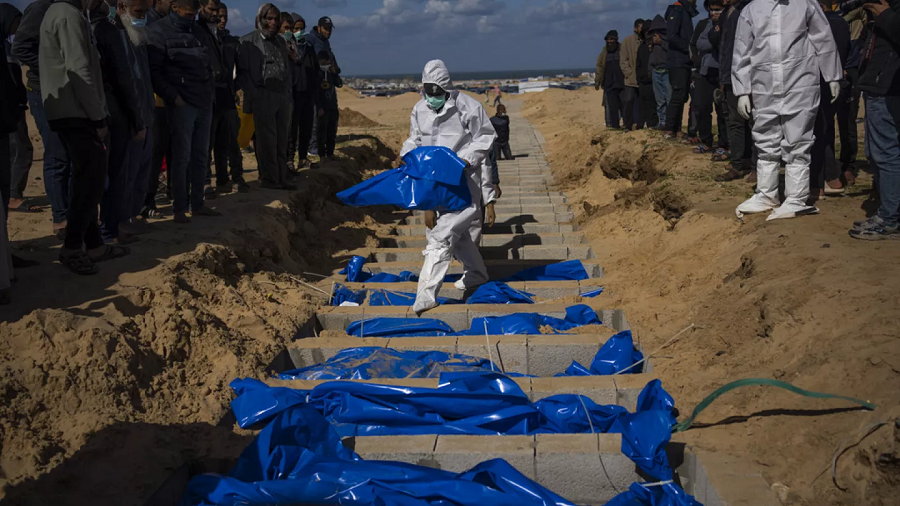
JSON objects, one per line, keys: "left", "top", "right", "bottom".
{"left": 254, "top": 88, "right": 292, "bottom": 185}
{"left": 316, "top": 108, "right": 339, "bottom": 157}
{"left": 58, "top": 126, "right": 108, "bottom": 251}
{"left": 637, "top": 82, "right": 658, "bottom": 129}
{"left": 811, "top": 83, "right": 842, "bottom": 190}
{"left": 724, "top": 85, "right": 756, "bottom": 171}
{"left": 288, "top": 92, "right": 315, "bottom": 165}
{"left": 210, "top": 105, "right": 244, "bottom": 185}
{"left": 695, "top": 70, "right": 728, "bottom": 149}
{"left": 621, "top": 86, "right": 638, "bottom": 130}
{"left": 493, "top": 141, "right": 512, "bottom": 160}
{"left": 146, "top": 106, "right": 170, "bottom": 208}
{"left": 665, "top": 67, "right": 691, "bottom": 134}
{"left": 839, "top": 68, "right": 859, "bottom": 172}
{"left": 604, "top": 87, "right": 623, "bottom": 128}
{"left": 0, "top": 134, "right": 9, "bottom": 212}
{"left": 99, "top": 99, "right": 131, "bottom": 241}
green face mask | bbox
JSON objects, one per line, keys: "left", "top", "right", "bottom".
{"left": 294, "top": 30, "right": 306, "bottom": 39}
{"left": 425, "top": 94, "right": 447, "bottom": 111}
{"left": 282, "top": 31, "right": 293, "bottom": 41}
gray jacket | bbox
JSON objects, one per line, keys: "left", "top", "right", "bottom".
{"left": 38, "top": 0, "right": 107, "bottom": 129}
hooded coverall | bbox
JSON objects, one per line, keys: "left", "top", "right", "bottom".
{"left": 400, "top": 60, "right": 497, "bottom": 314}
{"left": 732, "top": 0, "right": 842, "bottom": 219}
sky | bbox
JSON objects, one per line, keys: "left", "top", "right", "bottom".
{"left": 7, "top": 0, "right": 681, "bottom": 76}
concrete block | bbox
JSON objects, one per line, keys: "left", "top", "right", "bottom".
{"left": 558, "top": 223, "right": 575, "bottom": 233}
{"left": 554, "top": 212, "right": 575, "bottom": 223}
{"left": 529, "top": 376, "right": 617, "bottom": 405}
{"left": 523, "top": 280, "right": 580, "bottom": 300}
{"left": 527, "top": 334, "right": 602, "bottom": 376}
{"left": 613, "top": 373, "right": 657, "bottom": 411}
{"left": 288, "top": 337, "right": 389, "bottom": 368}
{"left": 373, "top": 248, "right": 421, "bottom": 263}
{"left": 594, "top": 309, "right": 629, "bottom": 331}
{"left": 456, "top": 335, "right": 528, "bottom": 373}
{"left": 316, "top": 306, "right": 367, "bottom": 331}
{"left": 434, "top": 435, "right": 535, "bottom": 478}
{"left": 522, "top": 245, "right": 569, "bottom": 260}
{"left": 413, "top": 305, "right": 468, "bottom": 331}
{"left": 348, "top": 435, "right": 438, "bottom": 467}
{"left": 535, "top": 434, "right": 634, "bottom": 505}
{"left": 567, "top": 244, "right": 595, "bottom": 259}
{"left": 516, "top": 233, "right": 562, "bottom": 246}
{"left": 383, "top": 336, "right": 457, "bottom": 354}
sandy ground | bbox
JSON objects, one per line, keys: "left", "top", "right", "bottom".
{"left": 1, "top": 85, "right": 897, "bottom": 505}
{"left": 520, "top": 87, "right": 899, "bottom": 506}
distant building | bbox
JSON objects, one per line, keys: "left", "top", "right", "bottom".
{"left": 519, "top": 80, "right": 551, "bottom": 93}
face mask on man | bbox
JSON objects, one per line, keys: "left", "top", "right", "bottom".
{"left": 282, "top": 31, "right": 293, "bottom": 41}
{"left": 425, "top": 94, "right": 447, "bottom": 111}
{"left": 320, "top": 64, "right": 331, "bottom": 73}
{"left": 294, "top": 29, "right": 306, "bottom": 39}
{"left": 131, "top": 16, "right": 147, "bottom": 27}
{"left": 107, "top": 7, "right": 117, "bottom": 22}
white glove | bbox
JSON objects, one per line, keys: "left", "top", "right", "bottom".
{"left": 737, "top": 95, "right": 752, "bottom": 120}
{"left": 829, "top": 81, "right": 840, "bottom": 104}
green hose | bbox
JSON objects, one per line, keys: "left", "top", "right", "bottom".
{"left": 673, "top": 378, "right": 877, "bottom": 432}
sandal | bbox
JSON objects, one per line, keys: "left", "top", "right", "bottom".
{"left": 715, "top": 168, "right": 748, "bottom": 182}
{"left": 88, "top": 244, "right": 130, "bottom": 263}
{"left": 60, "top": 251, "right": 100, "bottom": 275}
{"left": 692, "top": 145, "right": 711, "bottom": 154}
{"left": 9, "top": 201, "right": 42, "bottom": 213}
{"left": 710, "top": 149, "right": 729, "bottom": 162}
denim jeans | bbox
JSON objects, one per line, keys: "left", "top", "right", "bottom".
{"left": 167, "top": 102, "right": 213, "bottom": 213}
{"left": 28, "top": 88, "right": 71, "bottom": 223}
{"left": 652, "top": 70, "right": 671, "bottom": 126}
{"left": 864, "top": 93, "right": 900, "bottom": 228}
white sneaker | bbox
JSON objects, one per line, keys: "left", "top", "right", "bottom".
{"left": 766, "top": 203, "right": 819, "bottom": 221}
{"left": 735, "top": 194, "right": 780, "bottom": 219}
{"left": 454, "top": 278, "right": 466, "bottom": 291}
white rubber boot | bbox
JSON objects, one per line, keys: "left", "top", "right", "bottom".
{"left": 413, "top": 245, "right": 451, "bottom": 315}
{"left": 767, "top": 162, "right": 818, "bottom": 221}
{"left": 736, "top": 160, "right": 781, "bottom": 218}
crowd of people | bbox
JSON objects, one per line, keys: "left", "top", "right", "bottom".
{"left": 596, "top": 0, "right": 898, "bottom": 234}
{"left": 0, "top": 0, "right": 344, "bottom": 300}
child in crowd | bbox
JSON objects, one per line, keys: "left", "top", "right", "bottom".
{"left": 316, "top": 50, "right": 343, "bottom": 159}
{"left": 490, "top": 104, "right": 512, "bottom": 160}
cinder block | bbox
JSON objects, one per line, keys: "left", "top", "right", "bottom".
{"left": 527, "top": 335, "right": 602, "bottom": 376}
{"left": 523, "top": 280, "right": 580, "bottom": 300}
{"left": 288, "top": 337, "right": 389, "bottom": 368}
{"left": 348, "top": 435, "right": 438, "bottom": 467}
{"left": 535, "top": 434, "right": 634, "bottom": 505}
{"left": 434, "top": 435, "right": 535, "bottom": 478}
{"left": 316, "top": 306, "right": 367, "bottom": 331}
{"left": 456, "top": 335, "right": 528, "bottom": 373}
{"left": 373, "top": 248, "right": 420, "bottom": 263}
{"left": 413, "top": 305, "right": 468, "bottom": 331}
{"left": 555, "top": 212, "right": 575, "bottom": 223}
{"left": 382, "top": 336, "right": 457, "bottom": 354}
{"left": 567, "top": 245, "right": 595, "bottom": 259}
{"left": 529, "top": 376, "right": 617, "bottom": 405}
{"left": 612, "top": 373, "right": 656, "bottom": 411}
{"left": 522, "top": 245, "right": 569, "bottom": 260}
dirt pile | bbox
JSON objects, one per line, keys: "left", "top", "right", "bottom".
{"left": 338, "top": 108, "right": 382, "bottom": 128}
{"left": 521, "top": 89, "right": 900, "bottom": 506}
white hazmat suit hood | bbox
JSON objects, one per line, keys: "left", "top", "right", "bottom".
{"left": 732, "top": 0, "right": 841, "bottom": 220}
{"left": 400, "top": 59, "right": 498, "bottom": 314}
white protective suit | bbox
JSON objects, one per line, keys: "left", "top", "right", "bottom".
{"left": 400, "top": 60, "right": 498, "bottom": 314}
{"left": 732, "top": 0, "right": 842, "bottom": 220}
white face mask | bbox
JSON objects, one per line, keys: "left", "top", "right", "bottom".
{"left": 320, "top": 64, "right": 331, "bottom": 72}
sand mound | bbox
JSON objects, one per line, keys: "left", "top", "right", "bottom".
{"left": 339, "top": 107, "right": 381, "bottom": 128}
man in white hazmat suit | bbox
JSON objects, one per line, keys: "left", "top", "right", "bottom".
{"left": 732, "top": 0, "right": 842, "bottom": 220}
{"left": 400, "top": 60, "right": 498, "bottom": 315}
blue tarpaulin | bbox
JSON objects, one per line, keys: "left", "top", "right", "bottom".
{"left": 337, "top": 146, "right": 472, "bottom": 212}
{"left": 346, "top": 317, "right": 455, "bottom": 337}
{"left": 368, "top": 271, "right": 418, "bottom": 282}
{"left": 278, "top": 347, "right": 498, "bottom": 380}
{"left": 580, "top": 287, "right": 604, "bottom": 298}
{"left": 501, "top": 260, "right": 589, "bottom": 282}
{"left": 331, "top": 283, "right": 367, "bottom": 306}
{"left": 466, "top": 282, "right": 535, "bottom": 304}
{"left": 339, "top": 255, "right": 371, "bottom": 283}
{"left": 368, "top": 289, "right": 458, "bottom": 306}
{"left": 560, "top": 330, "right": 644, "bottom": 376}
{"left": 228, "top": 374, "right": 675, "bottom": 480}
{"left": 606, "top": 482, "right": 702, "bottom": 506}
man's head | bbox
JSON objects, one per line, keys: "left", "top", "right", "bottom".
{"left": 421, "top": 60, "right": 451, "bottom": 110}
{"left": 155, "top": 0, "right": 172, "bottom": 15}
{"left": 317, "top": 16, "right": 333, "bottom": 39}
{"left": 199, "top": 0, "right": 220, "bottom": 24}
{"left": 292, "top": 14, "right": 306, "bottom": 34}
{"left": 279, "top": 11, "right": 292, "bottom": 34}
{"left": 217, "top": 3, "right": 227, "bottom": 29}
{"left": 118, "top": 0, "right": 151, "bottom": 21}
{"left": 634, "top": 18, "right": 643, "bottom": 34}
{"left": 257, "top": 3, "right": 279, "bottom": 35}
{"left": 171, "top": 0, "right": 199, "bottom": 19}
{"left": 709, "top": 0, "right": 724, "bottom": 19}
{"left": 496, "top": 104, "right": 507, "bottom": 116}
{"left": 605, "top": 30, "right": 618, "bottom": 47}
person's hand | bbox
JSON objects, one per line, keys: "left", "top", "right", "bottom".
{"left": 424, "top": 210, "right": 436, "bottom": 230}
{"left": 594, "top": 83, "right": 600, "bottom": 91}
{"left": 318, "top": 108, "right": 324, "bottom": 117}
{"left": 829, "top": 81, "right": 841, "bottom": 104}
{"left": 492, "top": 184, "right": 502, "bottom": 199}
{"left": 737, "top": 95, "right": 752, "bottom": 120}
{"left": 96, "top": 126, "right": 108, "bottom": 139}
{"left": 714, "top": 24, "right": 720, "bottom": 32}
{"left": 485, "top": 202, "right": 496, "bottom": 227}
{"left": 133, "top": 128, "right": 146, "bottom": 142}
{"left": 863, "top": 0, "right": 889, "bottom": 16}
{"left": 175, "top": 95, "right": 187, "bottom": 107}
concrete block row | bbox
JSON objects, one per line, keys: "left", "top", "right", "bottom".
{"left": 405, "top": 212, "right": 574, "bottom": 226}
{"left": 370, "top": 244, "right": 593, "bottom": 263}
{"left": 334, "top": 259, "right": 603, "bottom": 280}
{"left": 341, "top": 279, "right": 604, "bottom": 301}
{"left": 314, "top": 303, "right": 628, "bottom": 333}
{"left": 393, "top": 223, "right": 577, "bottom": 236}
{"left": 342, "top": 433, "right": 637, "bottom": 504}
{"left": 379, "top": 231, "right": 587, "bottom": 249}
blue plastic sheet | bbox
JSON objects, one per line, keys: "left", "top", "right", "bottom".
{"left": 337, "top": 146, "right": 472, "bottom": 212}
{"left": 346, "top": 317, "right": 455, "bottom": 337}
{"left": 501, "top": 260, "right": 589, "bottom": 282}
{"left": 278, "top": 347, "right": 497, "bottom": 380}
{"left": 580, "top": 287, "right": 604, "bottom": 298}
{"left": 229, "top": 374, "right": 674, "bottom": 479}
{"left": 331, "top": 283, "right": 367, "bottom": 306}
{"left": 339, "top": 255, "right": 371, "bottom": 282}
{"left": 368, "top": 289, "right": 458, "bottom": 306}
{"left": 465, "top": 282, "right": 535, "bottom": 304}
{"left": 368, "top": 271, "right": 418, "bottom": 282}
{"left": 560, "top": 330, "right": 644, "bottom": 376}
{"left": 183, "top": 403, "right": 575, "bottom": 506}
{"left": 606, "top": 482, "right": 702, "bottom": 506}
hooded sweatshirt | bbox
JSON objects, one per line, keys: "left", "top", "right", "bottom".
{"left": 10, "top": 0, "right": 53, "bottom": 91}
{"left": 647, "top": 15, "right": 668, "bottom": 71}
{"left": 665, "top": 1, "right": 698, "bottom": 69}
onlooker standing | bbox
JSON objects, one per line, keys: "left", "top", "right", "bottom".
{"left": 490, "top": 104, "right": 512, "bottom": 161}
{"left": 237, "top": 3, "right": 295, "bottom": 189}
{"left": 839, "top": 7, "right": 863, "bottom": 184}
{"left": 209, "top": 3, "right": 247, "bottom": 191}
{"left": 663, "top": 0, "right": 698, "bottom": 140}
{"left": 2, "top": 4, "right": 36, "bottom": 214}
{"left": 143, "top": 0, "right": 170, "bottom": 219}
{"left": 90, "top": 0, "right": 147, "bottom": 244}
{"left": 305, "top": 16, "right": 337, "bottom": 157}
{"left": 693, "top": 0, "right": 729, "bottom": 155}
{"left": 12, "top": 0, "right": 72, "bottom": 238}
{"left": 594, "top": 30, "right": 625, "bottom": 129}
{"left": 1, "top": 10, "right": 19, "bottom": 299}
{"left": 647, "top": 15, "right": 670, "bottom": 129}
{"left": 147, "top": 0, "right": 219, "bottom": 223}
{"left": 314, "top": 50, "right": 341, "bottom": 160}
{"left": 147, "top": 0, "right": 170, "bottom": 23}
{"left": 635, "top": 22, "right": 657, "bottom": 128}
{"left": 849, "top": 0, "right": 900, "bottom": 240}
{"left": 715, "top": 0, "right": 756, "bottom": 181}
{"left": 40, "top": 0, "right": 122, "bottom": 274}
{"left": 620, "top": 19, "right": 643, "bottom": 130}
{"left": 287, "top": 13, "right": 319, "bottom": 171}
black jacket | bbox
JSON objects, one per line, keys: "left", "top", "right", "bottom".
{"left": 147, "top": 12, "right": 213, "bottom": 108}
{"left": 89, "top": 11, "right": 146, "bottom": 132}
{"left": 236, "top": 29, "right": 293, "bottom": 114}
{"left": 825, "top": 11, "right": 852, "bottom": 69}
{"left": 195, "top": 21, "right": 234, "bottom": 108}
{"left": 316, "top": 68, "right": 342, "bottom": 111}
{"left": 665, "top": 2, "right": 697, "bottom": 69}
{"left": 636, "top": 40, "right": 653, "bottom": 85}
{"left": 293, "top": 36, "right": 320, "bottom": 94}
{"left": 490, "top": 114, "right": 510, "bottom": 144}
{"left": 305, "top": 27, "right": 340, "bottom": 74}
{"left": 0, "top": 36, "right": 18, "bottom": 134}
{"left": 10, "top": 0, "right": 53, "bottom": 90}
{"left": 718, "top": 0, "right": 750, "bottom": 86}
{"left": 1, "top": 3, "right": 25, "bottom": 109}
{"left": 859, "top": 0, "right": 900, "bottom": 95}
{"left": 690, "top": 17, "right": 708, "bottom": 72}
